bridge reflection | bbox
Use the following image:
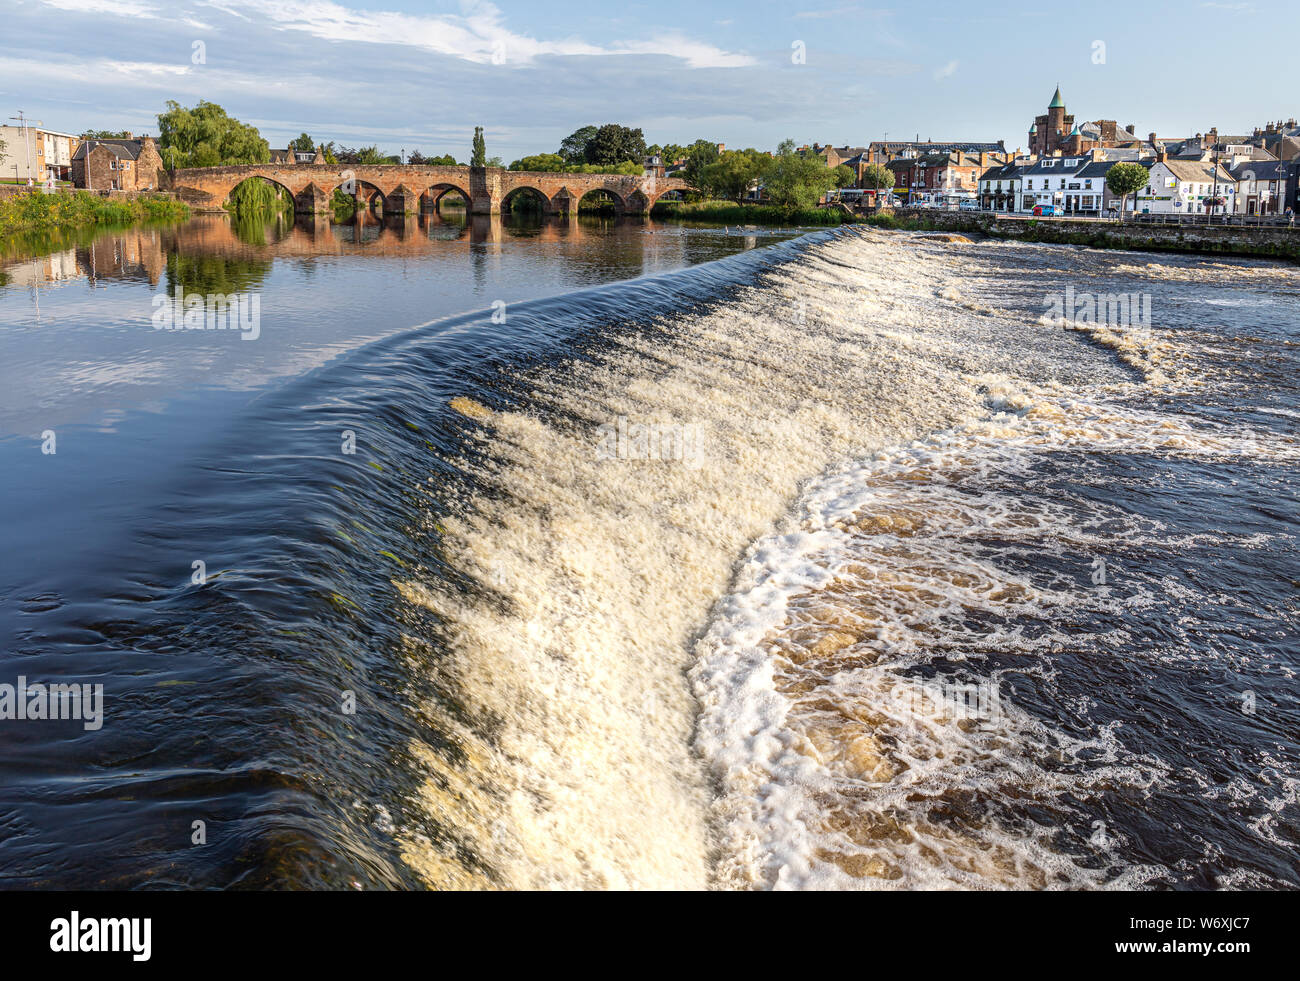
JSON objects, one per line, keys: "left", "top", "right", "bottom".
{"left": 1, "top": 211, "right": 662, "bottom": 290}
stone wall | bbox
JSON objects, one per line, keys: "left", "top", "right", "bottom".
{"left": 887, "top": 208, "right": 1300, "bottom": 263}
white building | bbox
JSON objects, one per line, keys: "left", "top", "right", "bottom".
{"left": 1016, "top": 154, "right": 1092, "bottom": 212}
{"left": 0, "top": 125, "right": 78, "bottom": 182}
{"left": 1228, "top": 159, "right": 1288, "bottom": 215}
{"left": 1137, "top": 159, "right": 1237, "bottom": 215}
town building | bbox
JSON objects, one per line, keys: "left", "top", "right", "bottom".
{"left": 1136, "top": 157, "right": 1237, "bottom": 215}
{"left": 977, "top": 160, "right": 1028, "bottom": 212}
{"left": 1017, "top": 154, "right": 1094, "bottom": 212}
{"left": 0, "top": 124, "right": 79, "bottom": 183}
{"left": 71, "top": 136, "right": 165, "bottom": 191}
{"left": 1227, "top": 158, "right": 1289, "bottom": 215}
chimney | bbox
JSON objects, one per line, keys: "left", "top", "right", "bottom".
{"left": 1156, "top": 149, "right": 1168, "bottom": 163}
{"left": 979, "top": 151, "right": 988, "bottom": 167}
{"left": 1148, "top": 132, "right": 1158, "bottom": 145}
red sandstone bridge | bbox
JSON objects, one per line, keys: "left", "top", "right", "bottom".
{"left": 163, "top": 163, "right": 690, "bottom": 216}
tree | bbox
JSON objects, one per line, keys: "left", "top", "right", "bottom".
{"left": 353, "top": 146, "right": 387, "bottom": 165}
{"left": 157, "top": 100, "right": 270, "bottom": 168}
{"left": 425, "top": 153, "right": 458, "bottom": 166}
{"left": 510, "top": 153, "right": 567, "bottom": 172}
{"left": 408, "top": 150, "right": 427, "bottom": 165}
{"left": 80, "top": 129, "right": 133, "bottom": 139}
{"left": 831, "top": 164, "right": 856, "bottom": 189}
{"left": 558, "top": 125, "right": 598, "bottom": 165}
{"left": 1106, "top": 162, "right": 1149, "bottom": 221}
{"left": 583, "top": 124, "right": 646, "bottom": 167}
{"left": 289, "top": 133, "right": 316, "bottom": 154}
{"left": 471, "top": 126, "right": 486, "bottom": 167}
{"left": 764, "top": 139, "right": 842, "bottom": 215}
{"left": 699, "top": 149, "right": 771, "bottom": 203}
{"left": 318, "top": 141, "right": 339, "bottom": 165}
{"left": 681, "top": 139, "right": 720, "bottom": 193}
{"left": 648, "top": 143, "right": 686, "bottom": 164}
{"left": 860, "top": 162, "right": 893, "bottom": 193}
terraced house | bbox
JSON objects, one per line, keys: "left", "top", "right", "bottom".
{"left": 71, "top": 135, "right": 165, "bottom": 192}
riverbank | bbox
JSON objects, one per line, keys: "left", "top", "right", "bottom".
{"left": 652, "top": 199, "right": 1300, "bottom": 262}
{"left": 652, "top": 199, "right": 848, "bottom": 225}
{"left": 0, "top": 189, "right": 189, "bottom": 238}
{"left": 872, "top": 208, "right": 1300, "bottom": 263}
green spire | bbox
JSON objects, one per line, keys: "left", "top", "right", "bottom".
{"left": 1049, "top": 86, "right": 1065, "bottom": 109}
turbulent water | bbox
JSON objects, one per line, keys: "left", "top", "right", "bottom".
{"left": 2, "top": 219, "right": 1297, "bottom": 889}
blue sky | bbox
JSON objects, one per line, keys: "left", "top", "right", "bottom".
{"left": 1, "top": 0, "right": 1295, "bottom": 161}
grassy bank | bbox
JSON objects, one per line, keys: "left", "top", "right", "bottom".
{"left": 0, "top": 190, "right": 189, "bottom": 237}
{"left": 651, "top": 199, "right": 855, "bottom": 226}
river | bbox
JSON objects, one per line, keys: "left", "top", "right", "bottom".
{"left": 0, "top": 211, "right": 1296, "bottom": 889}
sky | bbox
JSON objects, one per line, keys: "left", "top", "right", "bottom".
{"left": 1, "top": 0, "right": 1296, "bottom": 162}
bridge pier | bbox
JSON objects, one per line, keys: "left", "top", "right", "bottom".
{"left": 294, "top": 182, "right": 331, "bottom": 215}
{"left": 547, "top": 191, "right": 579, "bottom": 218}
{"left": 383, "top": 184, "right": 420, "bottom": 216}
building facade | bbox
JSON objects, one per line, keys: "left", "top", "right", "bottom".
{"left": 71, "top": 137, "right": 165, "bottom": 191}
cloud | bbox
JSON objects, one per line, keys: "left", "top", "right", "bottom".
{"left": 933, "top": 59, "right": 958, "bottom": 81}
{"left": 191, "top": 0, "right": 754, "bottom": 68}
{"left": 41, "top": 0, "right": 159, "bottom": 16}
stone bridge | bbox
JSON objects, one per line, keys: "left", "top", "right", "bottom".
{"left": 162, "top": 163, "right": 689, "bottom": 216}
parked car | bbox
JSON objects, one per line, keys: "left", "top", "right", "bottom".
{"left": 1032, "top": 204, "right": 1065, "bottom": 217}
{"left": 958, "top": 200, "right": 981, "bottom": 211}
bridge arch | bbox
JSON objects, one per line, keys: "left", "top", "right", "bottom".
{"left": 423, "top": 182, "right": 472, "bottom": 213}
{"left": 577, "top": 187, "right": 625, "bottom": 215}
{"left": 224, "top": 174, "right": 296, "bottom": 214}
{"left": 501, "top": 185, "right": 549, "bottom": 213}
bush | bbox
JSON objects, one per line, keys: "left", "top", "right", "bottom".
{"left": 0, "top": 190, "right": 188, "bottom": 236}
{"left": 650, "top": 199, "right": 852, "bottom": 226}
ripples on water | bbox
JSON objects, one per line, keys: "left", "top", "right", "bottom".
{"left": 0, "top": 213, "right": 1296, "bottom": 889}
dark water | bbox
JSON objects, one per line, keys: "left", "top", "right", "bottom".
{"left": 0, "top": 211, "right": 806, "bottom": 887}
{"left": 0, "top": 215, "right": 1296, "bottom": 890}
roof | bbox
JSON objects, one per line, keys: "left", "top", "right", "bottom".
{"left": 1049, "top": 86, "right": 1065, "bottom": 109}
{"left": 1019, "top": 154, "right": 1092, "bottom": 176}
{"left": 978, "top": 162, "right": 1026, "bottom": 182}
{"left": 1228, "top": 159, "right": 1288, "bottom": 180}
{"left": 1074, "top": 160, "right": 1122, "bottom": 180}
{"left": 1158, "top": 159, "right": 1235, "bottom": 183}
{"left": 73, "top": 138, "right": 145, "bottom": 161}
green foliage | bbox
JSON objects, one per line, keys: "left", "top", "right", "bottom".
{"left": 831, "top": 164, "right": 856, "bottom": 189}
{"left": 651, "top": 198, "right": 851, "bottom": 226}
{"left": 289, "top": 133, "right": 316, "bottom": 154}
{"left": 0, "top": 190, "right": 188, "bottom": 237}
{"left": 157, "top": 100, "right": 270, "bottom": 168}
{"left": 648, "top": 143, "right": 686, "bottom": 164}
{"left": 558, "top": 125, "right": 598, "bottom": 165}
{"left": 509, "top": 153, "right": 567, "bottom": 172}
{"left": 860, "top": 162, "right": 893, "bottom": 191}
{"left": 80, "top": 129, "right": 133, "bottom": 140}
{"left": 471, "top": 127, "right": 486, "bottom": 167}
{"left": 583, "top": 124, "right": 646, "bottom": 167}
{"left": 226, "top": 177, "right": 293, "bottom": 216}
{"left": 764, "top": 139, "right": 844, "bottom": 216}
{"left": 425, "top": 154, "right": 458, "bottom": 166}
{"left": 1106, "top": 162, "right": 1149, "bottom": 217}
{"left": 697, "top": 149, "right": 771, "bottom": 203}
{"left": 681, "top": 139, "right": 720, "bottom": 191}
